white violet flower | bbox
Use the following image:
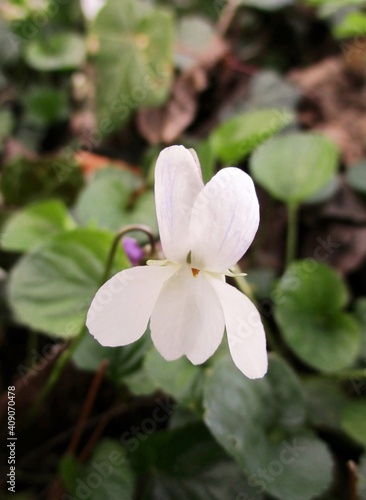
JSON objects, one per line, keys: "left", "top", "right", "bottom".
{"left": 86, "top": 145, "right": 267, "bottom": 379}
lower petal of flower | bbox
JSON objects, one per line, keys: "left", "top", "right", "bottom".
{"left": 207, "top": 277, "right": 268, "bottom": 379}
{"left": 86, "top": 264, "right": 179, "bottom": 347}
{"left": 150, "top": 267, "right": 225, "bottom": 364}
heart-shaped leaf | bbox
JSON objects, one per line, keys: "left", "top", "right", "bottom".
{"left": 204, "top": 355, "right": 333, "bottom": 500}
{"left": 74, "top": 168, "right": 143, "bottom": 231}
{"left": 63, "top": 439, "right": 135, "bottom": 500}
{"left": 1, "top": 199, "right": 75, "bottom": 252}
{"left": 25, "top": 32, "right": 85, "bottom": 71}
{"left": 144, "top": 348, "right": 203, "bottom": 406}
{"left": 211, "top": 108, "right": 293, "bottom": 164}
{"left": 74, "top": 167, "right": 157, "bottom": 240}
{"left": 73, "top": 330, "right": 151, "bottom": 383}
{"left": 133, "top": 424, "right": 262, "bottom": 500}
{"left": 8, "top": 228, "right": 128, "bottom": 338}
{"left": 274, "top": 260, "right": 361, "bottom": 372}
{"left": 93, "top": 0, "right": 174, "bottom": 129}
{"left": 250, "top": 133, "right": 339, "bottom": 204}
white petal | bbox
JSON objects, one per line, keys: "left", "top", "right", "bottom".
{"left": 86, "top": 265, "right": 178, "bottom": 347}
{"left": 150, "top": 267, "right": 225, "bottom": 364}
{"left": 208, "top": 277, "right": 267, "bottom": 379}
{"left": 155, "top": 146, "right": 204, "bottom": 264}
{"left": 189, "top": 168, "right": 259, "bottom": 273}
{"left": 80, "top": 0, "right": 105, "bottom": 20}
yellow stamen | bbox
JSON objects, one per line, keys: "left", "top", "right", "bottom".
{"left": 191, "top": 268, "right": 200, "bottom": 277}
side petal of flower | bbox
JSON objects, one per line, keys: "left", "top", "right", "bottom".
{"left": 208, "top": 277, "right": 267, "bottom": 379}
{"left": 86, "top": 265, "right": 179, "bottom": 347}
{"left": 150, "top": 269, "right": 225, "bottom": 364}
{"left": 155, "top": 145, "right": 204, "bottom": 264}
{"left": 189, "top": 168, "right": 259, "bottom": 273}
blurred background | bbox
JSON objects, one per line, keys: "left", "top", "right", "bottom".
{"left": 1, "top": 0, "right": 366, "bottom": 499}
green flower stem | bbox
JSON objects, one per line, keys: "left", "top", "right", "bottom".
{"left": 30, "top": 327, "right": 86, "bottom": 418}
{"left": 231, "top": 268, "right": 254, "bottom": 301}
{"left": 30, "top": 224, "right": 156, "bottom": 419}
{"left": 286, "top": 202, "right": 299, "bottom": 266}
{"left": 102, "top": 224, "right": 156, "bottom": 284}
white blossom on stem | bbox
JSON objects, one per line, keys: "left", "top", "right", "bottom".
{"left": 87, "top": 145, "right": 267, "bottom": 378}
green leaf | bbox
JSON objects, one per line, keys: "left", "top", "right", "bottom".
{"left": 1, "top": 200, "right": 76, "bottom": 252}
{"left": 144, "top": 349, "right": 203, "bottom": 408}
{"left": 60, "top": 455, "right": 83, "bottom": 495}
{"left": 355, "top": 298, "right": 366, "bottom": 360}
{"left": 345, "top": 161, "right": 366, "bottom": 195}
{"left": 150, "top": 459, "right": 263, "bottom": 500}
{"left": 93, "top": 0, "right": 174, "bottom": 129}
{"left": 303, "top": 378, "right": 348, "bottom": 429}
{"left": 333, "top": 11, "right": 366, "bottom": 39}
{"left": 244, "top": 70, "right": 300, "bottom": 111}
{"left": 341, "top": 399, "right": 366, "bottom": 446}
{"left": 132, "top": 423, "right": 262, "bottom": 499}
{"left": 204, "top": 355, "right": 333, "bottom": 500}
{"left": 128, "top": 191, "right": 158, "bottom": 238}
{"left": 238, "top": 0, "right": 294, "bottom": 10}
{"left": 23, "top": 86, "right": 69, "bottom": 127}
{"left": 0, "top": 109, "right": 14, "bottom": 151}
{"left": 175, "top": 16, "right": 216, "bottom": 70}
{"left": 24, "top": 32, "right": 85, "bottom": 71}
{"left": 74, "top": 167, "right": 157, "bottom": 241}
{"left": 274, "top": 260, "right": 361, "bottom": 372}
{"left": 211, "top": 108, "right": 294, "bottom": 164}
{"left": 123, "top": 367, "right": 159, "bottom": 395}
{"left": 75, "top": 167, "right": 143, "bottom": 231}
{"left": 305, "top": 0, "right": 366, "bottom": 18}
{"left": 304, "top": 176, "right": 340, "bottom": 205}
{"left": 250, "top": 133, "right": 339, "bottom": 204}
{"left": 194, "top": 140, "right": 216, "bottom": 183}
{"left": 73, "top": 329, "right": 152, "bottom": 382}
{"left": 8, "top": 228, "right": 128, "bottom": 338}
{"left": 65, "top": 439, "right": 135, "bottom": 500}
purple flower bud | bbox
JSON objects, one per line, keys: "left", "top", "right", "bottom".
{"left": 122, "top": 237, "right": 144, "bottom": 266}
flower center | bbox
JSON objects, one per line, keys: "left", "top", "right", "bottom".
{"left": 191, "top": 268, "right": 200, "bottom": 277}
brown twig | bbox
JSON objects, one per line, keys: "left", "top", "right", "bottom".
{"left": 18, "top": 396, "right": 156, "bottom": 470}
{"left": 66, "top": 359, "right": 109, "bottom": 456}
{"left": 347, "top": 460, "right": 358, "bottom": 500}
{"left": 46, "top": 359, "right": 109, "bottom": 499}
{"left": 78, "top": 411, "right": 112, "bottom": 463}
{"left": 217, "top": 0, "right": 238, "bottom": 36}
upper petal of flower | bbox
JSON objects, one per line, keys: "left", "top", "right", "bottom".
{"left": 208, "top": 276, "right": 267, "bottom": 379}
{"left": 86, "top": 264, "right": 179, "bottom": 347}
{"left": 189, "top": 168, "right": 259, "bottom": 273}
{"left": 155, "top": 146, "right": 204, "bottom": 264}
{"left": 150, "top": 267, "right": 225, "bottom": 364}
